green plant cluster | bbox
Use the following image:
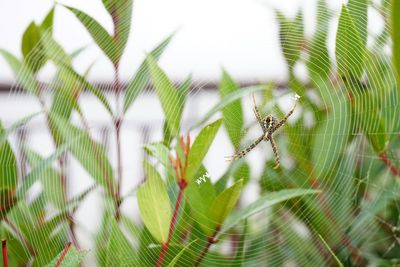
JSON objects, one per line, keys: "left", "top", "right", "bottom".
{"left": 0, "top": 0, "right": 400, "bottom": 266}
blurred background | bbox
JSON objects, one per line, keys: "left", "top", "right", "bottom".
{"left": 0, "top": 0, "right": 396, "bottom": 265}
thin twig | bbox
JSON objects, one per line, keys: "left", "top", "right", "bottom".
{"left": 194, "top": 226, "right": 221, "bottom": 267}
{"left": 2, "top": 240, "right": 9, "bottom": 267}
{"left": 55, "top": 242, "right": 72, "bottom": 267}
{"left": 379, "top": 152, "right": 400, "bottom": 177}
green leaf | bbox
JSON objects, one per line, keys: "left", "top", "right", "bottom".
{"left": 21, "top": 22, "right": 46, "bottom": 73}
{"left": 353, "top": 92, "right": 389, "bottom": 153}
{"left": 191, "top": 86, "right": 266, "bottom": 129}
{"left": 146, "top": 55, "right": 184, "bottom": 136}
{"left": 348, "top": 0, "right": 368, "bottom": 48}
{"left": 101, "top": 0, "right": 132, "bottom": 63}
{"left": 144, "top": 142, "right": 175, "bottom": 176}
{"left": 24, "top": 148, "right": 65, "bottom": 208}
{"left": 308, "top": 0, "right": 330, "bottom": 82}
{"left": 0, "top": 112, "right": 40, "bottom": 146}
{"left": 392, "top": 0, "right": 400, "bottom": 88}
{"left": 276, "top": 11, "right": 304, "bottom": 68}
{"left": 65, "top": 6, "right": 116, "bottom": 63}
{"left": 207, "top": 179, "right": 243, "bottom": 234}
{"left": 167, "top": 239, "right": 198, "bottom": 267}
{"left": 185, "top": 119, "right": 222, "bottom": 182}
{"left": 40, "top": 30, "right": 71, "bottom": 66}
{"left": 177, "top": 75, "right": 192, "bottom": 101}
{"left": 40, "top": 7, "right": 55, "bottom": 33}
{"left": 185, "top": 167, "right": 216, "bottom": 232}
{"left": 44, "top": 244, "right": 85, "bottom": 267}
{"left": 16, "top": 138, "right": 74, "bottom": 199}
{"left": 312, "top": 96, "right": 351, "bottom": 177}
{"left": 21, "top": 8, "right": 54, "bottom": 73}
{"left": 48, "top": 113, "right": 116, "bottom": 194}
{"left": 219, "top": 189, "right": 320, "bottom": 236}
{"left": 0, "top": 49, "right": 40, "bottom": 95}
{"left": 57, "top": 64, "right": 113, "bottom": 115}
{"left": 0, "top": 123, "right": 18, "bottom": 190}
{"left": 219, "top": 70, "right": 243, "bottom": 148}
{"left": 137, "top": 161, "right": 171, "bottom": 243}
{"left": 123, "top": 34, "right": 173, "bottom": 113}
{"left": 105, "top": 217, "right": 138, "bottom": 266}
{"left": 335, "top": 5, "right": 365, "bottom": 79}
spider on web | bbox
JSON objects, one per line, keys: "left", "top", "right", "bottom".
{"left": 225, "top": 93, "right": 300, "bottom": 169}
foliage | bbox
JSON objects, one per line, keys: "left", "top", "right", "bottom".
{"left": 0, "top": 0, "right": 400, "bottom": 266}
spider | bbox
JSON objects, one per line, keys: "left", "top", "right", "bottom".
{"left": 225, "top": 93, "right": 300, "bottom": 168}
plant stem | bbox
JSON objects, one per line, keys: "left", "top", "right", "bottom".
{"left": 194, "top": 226, "right": 220, "bottom": 267}
{"left": 114, "top": 62, "right": 123, "bottom": 221}
{"left": 156, "top": 181, "right": 186, "bottom": 267}
{"left": 379, "top": 152, "right": 400, "bottom": 177}
{"left": 55, "top": 242, "right": 72, "bottom": 267}
{"left": 2, "top": 240, "right": 9, "bottom": 267}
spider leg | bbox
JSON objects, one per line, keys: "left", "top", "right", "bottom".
{"left": 269, "top": 135, "right": 280, "bottom": 168}
{"left": 252, "top": 94, "right": 266, "bottom": 132}
{"left": 274, "top": 97, "right": 299, "bottom": 131}
{"left": 225, "top": 135, "right": 264, "bottom": 161}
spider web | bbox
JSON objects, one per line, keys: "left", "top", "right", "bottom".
{"left": 1, "top": 0, "right": 400, "bottom": 266}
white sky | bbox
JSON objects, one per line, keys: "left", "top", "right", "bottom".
{"left": 0, "top": 0, "right": 353, "bottom": 85}
{"left": 0, "top": 0, "right": 386, "bottom": 85}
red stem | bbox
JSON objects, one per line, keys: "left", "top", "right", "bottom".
{"left": 156, "top": 184, "right": 186, "bottom": 267}
{"left": 55, "top": 242, "right": 72, "bottom": 267}
{"left": 379, "top": 152, "right": 400, "bottom": 177}
{"left": 2, "top": 240, "right": 8, "bottom": 267}
{"left": 194, "top": 226, "right": 220, "bottom": 267}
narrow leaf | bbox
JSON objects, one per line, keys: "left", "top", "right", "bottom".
{"left": 146, "top": 55, "right": 183, "bottom": 136}
{"left": 219, "top": 189, "right": 320, "bottom": 236}
{"left": 220, "top": 70, "right": 243, "bottom": 148}
{"left": 65, "top": 6, "right": 116, "bottom": 63}
{"left": 137, "top": 161, "right": 171, "bottom": 243}
{"left": 392, "top": 0, "right": 400, "bottom": 88}
{"left": 123, "top": 33, "right": 173, "bottom": 113}
{"left": 0, "top": 49, "right": 40, "bottom": 95}
{"left": 16, "top": 138, "right": 75, "bottom": 199}
{"left": 348, "top": 0, "right": 368, "bottom": 48}
{"left": 48, "top": 113, "right": 116, "bottom": 195}
{"left": 185, "top": 119, "right": 222, "bottom": 182}
{"left": 24, "top": 148, "right": 65, "bottom": 208}
{"left": 102, "top": 0, "right": 133, "bottom": 63}
{"left": 0, "top": 123, "right": 18, "bottom": 190}
{"left": 0, "top": 112, "right": 40, "bottom": 146}
{"left": 58, "top": 64, "right": 113, "bottom": 115}
{"left": 207, "top": 179, "right": 243, "bottom": 234}
{"left": 335, "top": 5, "right": 365, "bottom": 79}
{"left": 105, "top": 217, "right": 138, "bottom": 266}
